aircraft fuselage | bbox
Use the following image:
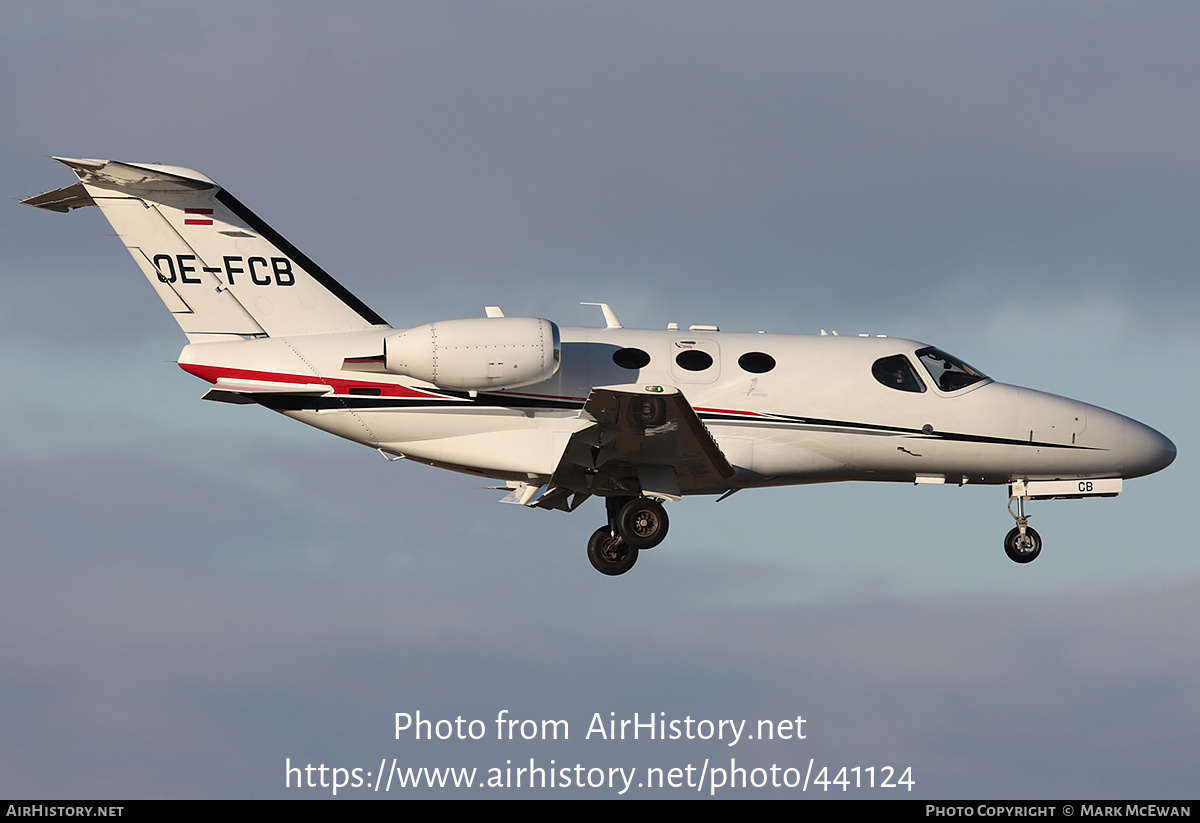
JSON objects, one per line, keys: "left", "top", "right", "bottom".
{"left": 176, "top": 326, "right": 1174, "bottom": 490}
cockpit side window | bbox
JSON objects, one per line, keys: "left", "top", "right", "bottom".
{"left": 916, "top": 347, "right": 988, "bottom": 392}
{"left": 872, "top": 354, "right": 926, "bottom": 393}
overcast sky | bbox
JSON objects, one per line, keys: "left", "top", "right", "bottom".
{"left": 1, "top": 1, "right": 1197, "bottom": 798}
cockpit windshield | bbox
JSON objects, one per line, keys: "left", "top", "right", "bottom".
{"left": 915, "top": 347, "right": 989, "bottom": 392}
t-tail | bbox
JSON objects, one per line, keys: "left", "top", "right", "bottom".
{"left": 22, "top": 158, "right": 389, "bottom": 341}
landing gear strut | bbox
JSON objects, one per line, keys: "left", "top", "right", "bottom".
{"left": 1005, "top": 483, "right": 1042, "bottom": 563}
{"left": 585, "top": 496, "right": 672, "bottom": 575}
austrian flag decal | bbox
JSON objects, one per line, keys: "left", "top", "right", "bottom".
{"left": 184, "top": 208, "right": 213, "bottom": 226}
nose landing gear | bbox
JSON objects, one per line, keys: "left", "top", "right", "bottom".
{"left": 1004, "top": 525, "right": 1042, "bottom": 563}
{"left": 1005, "top": 482, "right": 1042, "bottom": 563}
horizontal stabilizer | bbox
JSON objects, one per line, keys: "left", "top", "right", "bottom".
{"left": 51, "top": 157, "right": 216, "bottom": 192}
{"left": 210, "top": 377, "right": 333, "bottom": 395}
{"left": 21, "top": 182, "right": 94, "bottom": 213}
{"left": 201, "top": 376, "right": 333, "bottom": 405}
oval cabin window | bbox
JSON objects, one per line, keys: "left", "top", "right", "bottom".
{"left": 612, "top": 347, "right": 651, "bottom": 369}
{"left": 675, "top": 349, "right": 714, "bottom": 371}
{"left": 738, "top": 352, "right": 776, "bottom": 374}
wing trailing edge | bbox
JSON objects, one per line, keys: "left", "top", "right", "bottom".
{"left": 535, "top": 384, "right": 735, "bottom": 511}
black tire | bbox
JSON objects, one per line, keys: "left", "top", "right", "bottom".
{"left": 617, "top": 498, "right": 669, "bottom": 550}
{"left": 587, "top": 527, "right": 639, "bottom": 575}
{"left": 1004, "top": 526, "right": 1042, "bottom": 564}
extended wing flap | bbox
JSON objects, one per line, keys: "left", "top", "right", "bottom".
{"left": 536, "top": 384, "right": 734, "bottom": 506}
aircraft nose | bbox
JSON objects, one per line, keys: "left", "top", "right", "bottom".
{"left": 1122, "top": 417, "right": 1176, "bottom": 479}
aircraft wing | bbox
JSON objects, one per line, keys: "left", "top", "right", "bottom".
{"left": 533, "top": 384, "right": 735, "bottom": 511}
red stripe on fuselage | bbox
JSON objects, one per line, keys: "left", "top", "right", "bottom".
{"left": 177, "top": 367, "right": 774, "bottom": 415}
{"left": 694, "top": 406, "right": 773, "bottom": 418}
{"left": 178, "top": 363, "right": 454, "bottom": 400}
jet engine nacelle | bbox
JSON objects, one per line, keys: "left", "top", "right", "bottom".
{"left": 383, "top": 317, "right": 561, "bottom": 391}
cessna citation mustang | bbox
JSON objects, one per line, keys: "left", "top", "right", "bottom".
{"left": 25, "top": 158, "right": 1176, "bottom": 575}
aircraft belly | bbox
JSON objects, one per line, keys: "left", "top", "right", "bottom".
{"left": 711, "top": 428, "right": 854, "bottom": 481}
{"left": 287, "top": 407, "right": 587, "bottom": 477}
{"left": 364, "top": 408, "right": 584, "bottom": 441}
{"left": 997, "top": 442, "right": 1123, "bottom": 480}
{"left": 849, "top": 434, "right": 1019, "bottom": 481}
{"left": 841, "top": 428, "right": 1121, "bottom": 483}
{"left": 383, "top": 428, "right": 574, "bottom": 476}
{"left": 711, "top": 422, "right": 1023, "bottom": 484}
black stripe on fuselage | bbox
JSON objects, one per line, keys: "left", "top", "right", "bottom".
{"left": 250, "top": 392, "right": 1098, "bottom": 450}
{"left": 699, "top": 410, "right": 1098, "bottom": 450}
{"left": 253, "top": 392, "right": 582, "bottom": 413}
{"left": 214, "top": 189, "right": 389, "bottom": 327}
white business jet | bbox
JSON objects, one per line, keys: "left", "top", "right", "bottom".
{"left": 24, "top": 158, "right": 1176, "bottom": 575}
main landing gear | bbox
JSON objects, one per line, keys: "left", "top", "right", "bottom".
{"left": 1005, "top": 483, "right": 1042, "bottom": 564}
{"left": 586, "top": 496, "right": 670, "bottom": 576}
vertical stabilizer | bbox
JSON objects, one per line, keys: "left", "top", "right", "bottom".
{"left": 23, "top": 158, "right": 389, "bottom": 340}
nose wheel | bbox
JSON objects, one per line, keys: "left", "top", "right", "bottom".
{"left": 1005, "top": 482, "right": 1042, "bottom": 564}
{"left": 1004, "top": 526, "right": 1042, "bottom": 563}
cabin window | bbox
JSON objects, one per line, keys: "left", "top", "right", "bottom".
{"left": 916, "top": 347, "right": 988, "bottom": 392}
{"left": 675, "top": 349, "right": 714, "bottom": 371}
{"left": 872, "top": 355, "right": 926, "bottom": 393}
{"left": 613, "top": 347, "right": 651, "bottom": 369}
{"left": 738, "top": 352, "right": 776, "bottom": 374}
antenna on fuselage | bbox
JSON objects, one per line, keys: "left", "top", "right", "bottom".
{"left": 581, "top": 302, "right": 622, "bottom": 329}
